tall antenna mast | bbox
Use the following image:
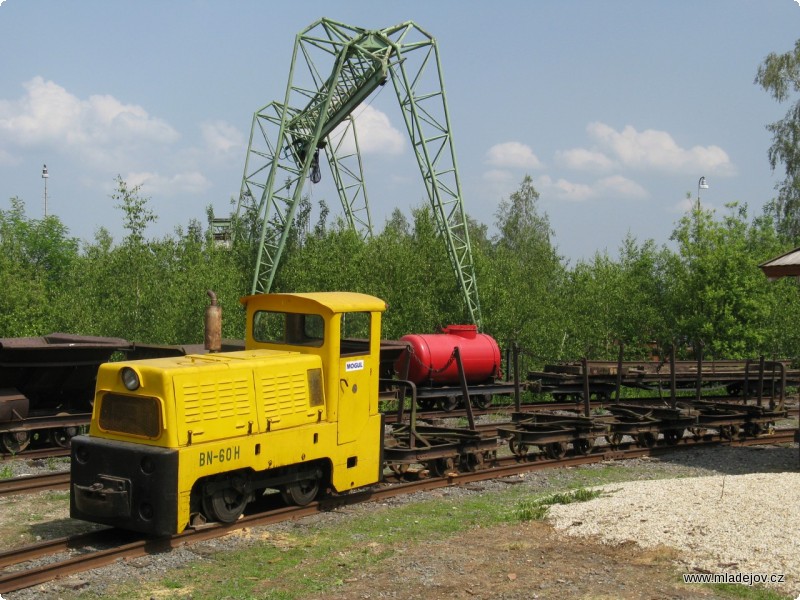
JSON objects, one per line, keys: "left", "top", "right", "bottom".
{"left": 41, "top": 164, "right": 49, "bottom": 217}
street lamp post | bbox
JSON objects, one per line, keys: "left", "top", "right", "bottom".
{"left": 42, "top": 164, "right": 49, "bottom": 217}
{"left": 697, "top": 176, "right": 708, "bottom": 208}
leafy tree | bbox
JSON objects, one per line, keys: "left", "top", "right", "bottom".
{"left": 663, "top": 202, "right": 784, "bottom": 358}
{"left": 560, "top": 238, "right": 670, "bottom": 361}
{"left": 755, "top": 39, "right": 800, "bottom": 240}
{"left": 0, "top": 197, "right": 79, "bottom": 335}
{"left": 112, "top": 176, "right": 157, "bottom": 244}
{"left": 481, "top": 176, "right": 565, "bottom": 365}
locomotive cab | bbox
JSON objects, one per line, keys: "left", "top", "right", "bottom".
{"left": 71, "top": 292, "right": 387, "bottom": 535}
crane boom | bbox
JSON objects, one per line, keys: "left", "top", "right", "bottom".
{"left": 235, "top": 18, "right": 483, "bottom": 328}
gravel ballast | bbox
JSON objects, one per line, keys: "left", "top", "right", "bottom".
{"left": 2, "top": 443, "right": 798, "bottom": 599}
{"left": 549, "top": 470, "right": 800, "bottom": 596}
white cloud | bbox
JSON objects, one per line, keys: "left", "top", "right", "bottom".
{"left": 485, "top": 141, "right": 542, "bottom": 169}
{"left": 125, "top": 170, "right": 210, "bottom": 195}
{"left": 0, "top": 77, "right": 179, "bottom": 167}
{"left": 482, "top": 169, "right": 515, "bottom": 183}
{"left": 537, "top": 175, "right": 594, "bottom": 202}
{"left": 556, "top": 147, "right": 614, "bottom": 171}
{"left": 673, "top": 195, "right": 696, "bottom": 213}
{"left": 329, "top": 105, "right": 404, "bottom": 156}
{"left": 595, "top": 175, "right": 648, "bottom": 198}
{"left": 0, "top": 147, "right": 16, "bottom": 166}
{"left": 535, "top": 174, "right": 647, "bottom": 202}
{"left": 201, "top": 120, "right": 244, "bottom": 157}
{"left": 586, "top": 122, "right": 735, "bottom": 175}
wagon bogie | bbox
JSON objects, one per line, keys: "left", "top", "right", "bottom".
{"left": 384, "top": 422, "right": 498, "bottom": 476}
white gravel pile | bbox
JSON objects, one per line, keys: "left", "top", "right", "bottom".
{"left": 548, "top": 471, "right": 800, "bottom": 595}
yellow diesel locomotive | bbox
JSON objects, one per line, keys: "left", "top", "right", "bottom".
{"left": 70, "top": 292, "right": 387, "bottom": 535}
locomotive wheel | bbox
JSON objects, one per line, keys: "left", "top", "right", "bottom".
{"left": 2, "top": 432, "right": 31, "bottom": 454}
{"left": 572, "top": 437, "right": 594, "bottom": 456}
{"left": 202, "top": 486, "right": 248, "bottom": 523}
{"left": 544, "top": 441, "right": 566, "bottom": 460}
{"left": 663, "top": 429, "right": 683, "bottom": 446}
{"left": 473, "top": 394, "right": 493, "bottom": 410}
{"left": 636, "top": 432, "right": 656, "bottom": 448}
{"left": 607, "top": 433, "right": 624, "bottom": 448}
{"left": 280, "top": 478, "right": 320, "bottom": 506}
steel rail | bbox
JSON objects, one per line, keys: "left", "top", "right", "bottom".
{"left": 0, "top": 428, "right": 796, "bottom": 593}
{"left": 0, "top": 471, "right": 70, "bottom": 498}
{"left": 1, "top": 447, "right": 71, "bottom": 462}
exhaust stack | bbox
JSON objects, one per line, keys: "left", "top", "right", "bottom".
{"left": 205, "top": 290, "right": 222, "bottom": 353}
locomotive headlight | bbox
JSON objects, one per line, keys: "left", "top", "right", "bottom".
{"left": 121, "top": 367, "right": 141, "bottom": 391}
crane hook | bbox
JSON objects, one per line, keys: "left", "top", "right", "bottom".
{"left": 310, "top": 149, "right": 321, "bottom": 184}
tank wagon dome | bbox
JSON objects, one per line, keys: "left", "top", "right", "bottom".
{"left": 240, "top": 292, "right": 387, "bottom": 315}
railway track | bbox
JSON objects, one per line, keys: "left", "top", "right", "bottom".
{"left": 0, "top": 447, "right": 70, "bottom": 462}
{"left": 0, "top": 395, "right": 793, "bottom": 462}
{"left": 0, "top": 427, "right": 795, "bottom": 594}
{"left": 0, "top": 471, "right": 70, "bottom": 498}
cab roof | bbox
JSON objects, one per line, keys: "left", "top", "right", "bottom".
{"left": 240, "top": 291, "right": 387, "bottom": 315}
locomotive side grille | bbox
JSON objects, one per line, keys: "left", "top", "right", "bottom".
{"left": 98, "top": 393, "right": 161, "bottom": 438}
{"left": 261, "top": 371, "right": 308, "bottom": 419}
{"left": 182, "top": 377, "right": 251, "bottom": 424}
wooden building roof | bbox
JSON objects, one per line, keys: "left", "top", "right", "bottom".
{"left": 759, "top": 247, "right": 800, "bottom": 280}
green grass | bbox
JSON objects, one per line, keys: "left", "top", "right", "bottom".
{"left": 515, "top": 487, "right": 604, "bottom": 521}
{"left": 706, "top": 583, "right": 792, "bottom": 600}
{"left": 0, "top": 464, "right": 12, "bottom": 479}
{"left": 57, "top": 462, "right": 795, "bottom": 600}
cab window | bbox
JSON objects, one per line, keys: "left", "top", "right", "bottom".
{"left": 340, "top": 311, "right": 371, "bottom": 356}
{"left": 253, "top": 311, "right": 324, "bottom": 347}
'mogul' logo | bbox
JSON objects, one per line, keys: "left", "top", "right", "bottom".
{"left": 345, "top": 360, "right": 364, "bottom": 372}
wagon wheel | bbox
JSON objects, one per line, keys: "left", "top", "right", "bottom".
{"left": 430, "top": 457, "right": 456, "bottom": 477}
{"left": 509, "top": 439, "right": 530, "bottom": 458}
{"left": 418, "top": 399, "right": 437, "bottom": 411}
{"left": 662, "top": 429, "right": 683, "bottom": 446}
{"left": 202, "top": 485, "right": 248, "bottom": 523}
{"left": 726, "top": 383, "right": 742, "bottom": 396}
{"left": 280, "top": 478, "right": 320, "bottom": 507}
{"left": 718, "top": 425, "right": 739, "bottom": 440}
{"left": 473, "top": 394, "right": 493, "bottom": 410}
{"left": 438, "top": 396, "right": 460, "bottom": 412}
{"left": 52, "top": 427, "right": 79, "bottom": 448}
{"left": 462, "top": 451, "right": 484, "bottom": 472}
{"left": 607, "top": 433, "right": 624, "bottom": 448}
{"left": 572, "top": 437, "right": 594, "bottom": 456}
{"left": 389, "top": 463, "right": 411, "bottom": 476}
{"left": 2, "top": 432, "right": 30, "bottom": 454}
{"left": 544, "top": 441, "right": 566, "bottom": 460}
{"left": 743, "top": 422, "right": 761, "bottom": 437}
{"left": 636, "top": 432, "right": 656, "bottom": 448}
{"left": 689, "top": 427, "right": 708, "bottom": 439}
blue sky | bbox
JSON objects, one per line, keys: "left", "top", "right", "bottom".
{"left": 1, "top": 0, "right": 798, "bottom": 263}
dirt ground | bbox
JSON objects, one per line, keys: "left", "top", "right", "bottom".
{"left": 4, "top": 446, "right": 797, "bottom": 600}
{"left": 2, "top": 487, "right": 756, "bottom": 600}
{"left": 307, "top": 519, "right": 742, "bottom": 600}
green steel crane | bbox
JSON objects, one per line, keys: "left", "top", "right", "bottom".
{"left": 235, "top": 18, "right": 482, "bottom": 327}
